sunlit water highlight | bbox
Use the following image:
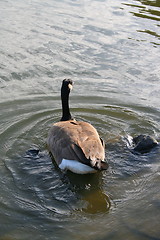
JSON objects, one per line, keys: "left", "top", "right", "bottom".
{"left": 0, "top": 0, "right": 160, "bottom": 239}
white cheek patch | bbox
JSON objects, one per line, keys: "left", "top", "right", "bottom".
{"left": 59, "top": 159, "right": 97, "bottom": 174}
{"left": 68, "top": 83, "right": 73, "bottom": 90}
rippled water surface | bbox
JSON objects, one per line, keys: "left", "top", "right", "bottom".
{"left": 0, "top": 0, "right": 160, "bottom": 239}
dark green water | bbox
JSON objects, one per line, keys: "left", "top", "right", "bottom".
{"left": 0, "top": 0, "right": 160, "bottom": 239}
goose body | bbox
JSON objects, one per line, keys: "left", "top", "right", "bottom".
{"left": 47, "top": 79, "right": 108, "bottom": 174}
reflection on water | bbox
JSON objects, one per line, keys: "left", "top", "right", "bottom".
{"left": 138, "top": 0, "right": 160, "bottom": 7}
{"left": 123, "top": 0, "right": 160, "bottom": 45}
{"left": 0, "top": 0, "right": 160, "bottom": 239}
{"left": 65, "top": 172, "right": 111, "bottom": 214}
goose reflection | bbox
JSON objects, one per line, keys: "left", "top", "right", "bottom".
{"left": 64, "top": 172, "right": 111, "bottom": 214}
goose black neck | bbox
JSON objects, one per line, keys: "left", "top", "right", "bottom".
{"left": 60, "top": 89, "right": 72, "bottom": 121}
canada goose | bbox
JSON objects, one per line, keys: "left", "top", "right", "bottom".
{"left": 132, "top": 135, "right": 158, "bottom": 154}
{"left": 47, "top": 79, "right": 108, "bottom": 174}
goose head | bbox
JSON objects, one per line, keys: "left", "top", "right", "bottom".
{"left": 61, "top": 79, "right": 73, "bottom": 94}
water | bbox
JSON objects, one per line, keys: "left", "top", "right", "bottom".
{"left": 0, "top": 0, "right": 160, "bottom": 239}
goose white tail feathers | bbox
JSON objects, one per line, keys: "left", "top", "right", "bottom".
{"left": 47, "top": 79, "right": 108, "bottom": 174}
